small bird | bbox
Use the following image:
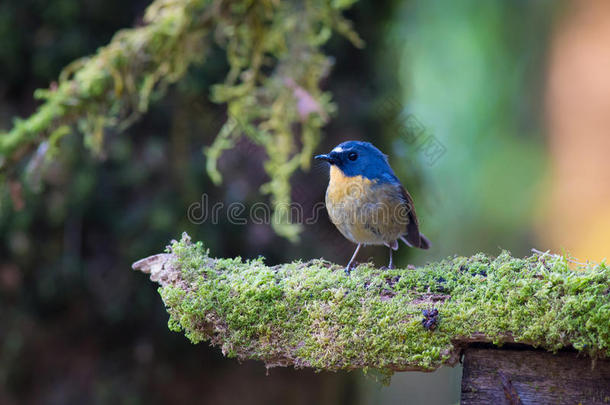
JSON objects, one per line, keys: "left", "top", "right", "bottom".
{"left": 315, "top": 141, "right": 430, "bottom": 273}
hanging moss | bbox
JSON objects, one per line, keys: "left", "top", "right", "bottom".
{"left": 0, "top": 0, "right": 363, "bottom": 241}
{"left": 133, "top": 233, "right": 610, "bottom": 376}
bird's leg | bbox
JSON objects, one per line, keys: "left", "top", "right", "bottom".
{"left": 383, "top": 240, "right": 398, "bottom": 270}
{"left": 345, "top": 243, "right": 362, "bottom": 275}
{"left": 388, "top": 246, "right": 394, "bottom": 269}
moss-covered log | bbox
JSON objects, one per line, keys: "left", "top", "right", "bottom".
{"left": 132, "top": 233, "right": 609, "bottom": 375}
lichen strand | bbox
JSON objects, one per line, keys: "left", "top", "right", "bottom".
{"left": 1, "top": 0, "right": 363, "bottom": 242}
{"left": 156, "top": 235, "right": 609, "bottom": 373}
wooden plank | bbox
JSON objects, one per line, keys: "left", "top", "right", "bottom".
{"left": 461, "top": 348, "right": 610, "bottom": 405}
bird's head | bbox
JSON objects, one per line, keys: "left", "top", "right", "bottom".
{"left": 315, "top": 141, "right": 396, "bottom": 181}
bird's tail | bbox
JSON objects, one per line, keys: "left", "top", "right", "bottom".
{"left": 418, "top": 233, "right": 431, "bottom": 250}
{"left": 400, "top": 233, "right": 431, "bottom": 250}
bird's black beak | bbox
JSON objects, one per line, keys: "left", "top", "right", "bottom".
{"left": 315, "top": 153, "right": 336, "bottom": 164}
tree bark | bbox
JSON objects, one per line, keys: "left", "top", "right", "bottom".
{"left": 461, "top": 348, "right": 610, "bottom": 405}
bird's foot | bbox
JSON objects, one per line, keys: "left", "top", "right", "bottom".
{"left": 344, "top": 261, "right": 359, "bottom": 275}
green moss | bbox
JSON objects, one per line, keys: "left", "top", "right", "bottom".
{"left": 152, "top": 234, "right": 609, "bottom": 374}
{"left": 1, "top": 0, "right": 362, "bottom": 242}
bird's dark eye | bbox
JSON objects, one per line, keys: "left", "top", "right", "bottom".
{"left": 348, "top": 152, "right": 358, "bottom": 161}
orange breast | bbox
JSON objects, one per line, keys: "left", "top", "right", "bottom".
{"left": 325, "top": 166, "right": 409, "bottom": 245}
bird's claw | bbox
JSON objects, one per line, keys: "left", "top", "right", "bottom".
{"left": 344, "top": 261, "right": 358, "bottom": 275}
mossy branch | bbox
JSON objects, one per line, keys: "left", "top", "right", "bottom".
{"left": 133, "top": 233, "right": 610, "bottom": 375}
{"left": 0, "top": 0, "right": 363, "bottom": 241}
{"left": 0, "top": 0, "right": 213, "bottom": 163}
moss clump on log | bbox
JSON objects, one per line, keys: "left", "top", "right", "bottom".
{"left": 133, "top": 233, "right": 609, "bottom": 375}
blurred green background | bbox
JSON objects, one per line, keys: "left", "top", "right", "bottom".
{"left": 3, "top": 0, "right": 610, "bottom": 403}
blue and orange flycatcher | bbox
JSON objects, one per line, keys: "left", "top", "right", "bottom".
{"left": 315, "top": 141, "right": 430, "bottom": 273}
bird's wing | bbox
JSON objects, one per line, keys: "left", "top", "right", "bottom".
{"left": 398, "top": 185, "right": 424, "bottom": 248}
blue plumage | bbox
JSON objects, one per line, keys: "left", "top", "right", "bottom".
{"left": 326, "top": 141, "right": 398, "bottom": 183}
{"left": 315, "top": 141, "right": 430, "bottom": 273}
